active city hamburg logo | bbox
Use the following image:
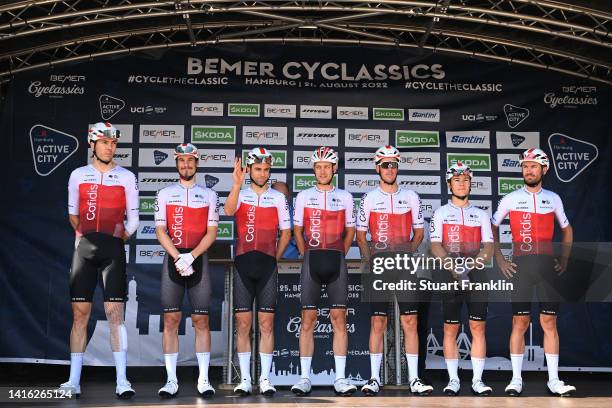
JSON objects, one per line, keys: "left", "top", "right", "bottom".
{"left": 30, "top": 125, "right": 79, "bottom": 176}
{"left": 548, "top": 133, "right": 599, "bottom": 183}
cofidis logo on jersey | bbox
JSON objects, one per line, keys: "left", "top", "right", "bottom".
{"left": 29, "top": 125, "right": 79, "bottom": 176}
{"left": 548, "top": 133, "right": 599, "bottom": 182}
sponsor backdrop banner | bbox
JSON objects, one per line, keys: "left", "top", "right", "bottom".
{"left": 1, "top": 45, "right": 611, "bottom": 376}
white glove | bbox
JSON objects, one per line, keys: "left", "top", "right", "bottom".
{"left": 179, "top": 265, "right": 195, "bottom": 277}
{"left": 174, "top": 252, "right": 195, "bottom": 272}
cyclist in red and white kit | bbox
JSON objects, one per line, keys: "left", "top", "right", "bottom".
{"left": 430, "top": 162, "right": 494, "bottom": 396}
{"left": 224, "top": 147, "right": 291, "bottom": 396}
{"left": 60, "top": 122, "right": 139, "bottom": 398}
{"left": 154, "top": 143, "right": 219, "bottom": 398}
{"left": 356, "top": 146, "right": 431, "bottom": 396}
{"left": 491, "top": 148, "right": 575, "bottom": 397}
{"left": 291, "top": 147, "right": 357, "bottom": 397}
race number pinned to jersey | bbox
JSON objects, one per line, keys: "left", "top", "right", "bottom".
{"left": 29, "top": 124, "right": 79, "bottom": 176}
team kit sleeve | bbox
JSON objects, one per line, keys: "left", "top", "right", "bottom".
{"left": 490, "top": 195, "right": 511, "bottom": 227}
{"left": 344, "top": 191, "right": 356, "bottom": 228}
{"left": 356, "top": 193, "right": 370, "bottom": 232}
{"left": 154, "top": 189, "right": 167, "bottom": 227}
{"left": 293, "top": 192, "right": 305, "bottom": 227}
{"left": 429, "top": 207, "right": 443, "bottom": 242}
{"left": 208, "top": 189, "right": 220, "bottom": 227}
{"left": 480, "top": 210, "right": 495, "bottom": 242}
{"left": 124, "top": 171, "right": 140, "bottom": 236}
{"left": 277, "top": 193, "right": 292, "bottom": 230}
{"left": 409, "top": 191, "right": 425, "bottom": 229}
{"left": 67, "top": 170, "right": 79, "bottom": 216}
{"left": 553, "top": 193, "right": 570, "bottom": 228}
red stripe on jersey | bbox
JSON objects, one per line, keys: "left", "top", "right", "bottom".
{"left": 304, "top": 207, "right": 345, "bottom": 251}
{"left": 78, "top": 183, "right": 126, "bottom": 237}
{"left": 441, "top": 224, "right": 482, "bottom": 256}
{"left": 166, "top": 205, "right": 209, "bottom": 249}
{"left": 236, "top": 204, "right": 279, "bottom": 257}
{"left": 368, "top": 212, "right": 413, "bottom": 251}
{"left": 509, "top": 211, "right": 555, "bottom": 256}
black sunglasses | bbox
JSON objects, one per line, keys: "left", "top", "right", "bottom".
{"left": 380, "top": 161, "right": 399, "bottom": 169}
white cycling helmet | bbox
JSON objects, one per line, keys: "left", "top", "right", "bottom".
{"left": 374, "top": 145, "right": 401, "bottom": 165}
{"left": 246, "top": 147, "right": 273, "bottom": 166}
{"left": 446, "top": 161, "right": 474, "bottom": 181}
{"left": 311, "top": 146, "right": 339, "bottom": 165}
{"left": 88, "top": 122, "right": 120, "bottom": 143}
{"left": 174, "top": 143, "right": 199, "bottom": 159}
{"left": 519, "top": 148, "right": 549, "bottom": 167}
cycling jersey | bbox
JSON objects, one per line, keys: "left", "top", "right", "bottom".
{"left": 294, "top": 186, "right": 355, "bottom": 251}
{"left": 491, "top": 187, "right": 569, "bottom": 256}
{"left": 68, "top": 165, "right": 139, "bottom": 238}
{"left": 356, "top": 187, "right": 424, "bottom": 252}
{"left": 155, "top": 183, "right": 219, "bottom": 249}
{"left": 234, "top": 187, "right": 291, "bottom": 257}
{"left": 430, "top": 202, "right": 494, "bottom": 256}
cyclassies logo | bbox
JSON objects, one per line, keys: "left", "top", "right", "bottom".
{"left": 408, "top": 109, "right": 440, "bottom": 122}
{"left": 337, "top": 106, "right": 368, "bottom": 120}
{"left": 447, "top": 153, "right": 491, "bottom": 171}
{"left": 548, "top": 133, "right": 599, "bottom": 182}
{"left": 136, "top": 245, "right": 166, "bottom": 264}
{"left": 228, "top": 103, "right": 260, "bottom": 117}
{"left": 373, "top": 108, "right": 404, "bottom": 121}
{"left": 497, "top": 154, "right": 521, "bottom": 173}
{"left": 396, "top": 130, "right": 440, "bottom": 148}
{"left": 300, "top": 105, "right": 332, "bottom": 119}
{"left": 264, "top": 104, "right": 297, "bottom": 118}
{"left": 29, "top": 125, "right": 79, "bottom": 176}
{"left": 217, "top": 221, "right": 234, "bottom": 240}
{"left": 294, "top": 127, "right": 339, "bottom": 146}
{"left": 28, "top": 74, "right": 86, "bottom": 98}
{"left": 345, "top": 128, "right": 389, "bottom": 148}
{"left": 139, "top": 197, "right": 156, "bottom": 214}
{"left": 543, "top": 86, "right": 597, "bottom": 109}
{"left": 241, "top": 149, "right": 287, "bottom": 168}
{"left": 496, "top": 132, "right": 539, "bottom": 149}
{"left": 99, "top": 94, "right": 125, "bottom": 120}
{"left": 293, "top": 174, "right": 338, "bottom": 192}
{"left": 139, "top": 124, "right": 184, "bottom": 144}
{"left": 503, "top": 104, "right": 529, "bottom": 128}
{"left": 243, "top": 126, "right": 288, "bottom": 145}
{"left": 191, "top": 126, "right": 236, "bottom": 144}
{"left": 498, "top": 177, "right": 524, "bottom": 195}
{"left": 446, "top": 131, "right": 490, "bottom": 149}
{"left": 191, "top": 103, "right": 224, "bottom": 116}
